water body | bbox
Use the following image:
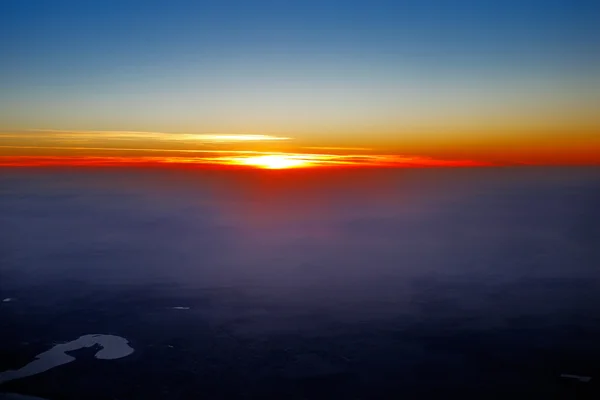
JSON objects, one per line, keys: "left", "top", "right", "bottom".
{"left": 0, "top": 394, "right": 49, "bottom": 400}
{"left": 0, "top": 334, "right": 133, "bottom": 384}
{"left": 0, "top": 167, "right": 599, "bottom": 399}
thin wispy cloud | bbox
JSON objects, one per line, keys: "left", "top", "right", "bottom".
{"left": 0, "top": 145, "right": 273, "bottom": 155}
{"left": 8, "top": 130, "right": 290, "bottom": 143}
{"left": 304, "top": 146, "right": 373, "bottom": 151}
{"left": 0, "top": 131, "right": 491, "bottom": 168}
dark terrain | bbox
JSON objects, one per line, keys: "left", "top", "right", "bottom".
{"left": 1, "top": 167, "right": 599, "bottom": 399}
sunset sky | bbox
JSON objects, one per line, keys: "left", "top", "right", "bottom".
{"left": 1, "top": 0, "right": 599, "bottom": 168}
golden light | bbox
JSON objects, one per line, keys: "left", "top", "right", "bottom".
{"left": 238, "top": 155, "right": 311, "bottom": 169}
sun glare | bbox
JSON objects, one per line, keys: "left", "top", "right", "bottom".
{"left": 238, "top": 155, "right": 310, "bottom": 169}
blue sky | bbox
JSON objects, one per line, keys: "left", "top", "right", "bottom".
{"left": 3, "top": 0, "right": 597, "bottom": 80}
{"left": 0, "top": 0, "right": 598, "bottom": 163}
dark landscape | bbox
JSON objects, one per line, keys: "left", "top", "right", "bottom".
{"left": 1, "top": 167, "right": 599, "bottom": 399}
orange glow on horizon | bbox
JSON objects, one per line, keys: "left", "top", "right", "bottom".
{"left": 0, "top": 153, "right": 495, "bottom": 169}
{"left": 1, "top": 129, "right": 599, "bottom": 167}
{"left": 234, "top": 155, "right": 313, "bottom": 169}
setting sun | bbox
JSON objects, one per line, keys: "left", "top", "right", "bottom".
{"left": 237, "top": 155, "right": 311, "bottom": 169}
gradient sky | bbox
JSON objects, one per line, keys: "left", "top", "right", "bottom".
{"left": 1, "top": 0, "right": 599, "bottom": 166}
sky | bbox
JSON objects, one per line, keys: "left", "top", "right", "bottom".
{"left": 1, "top": 0, "right": 599, "bottom": 167}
